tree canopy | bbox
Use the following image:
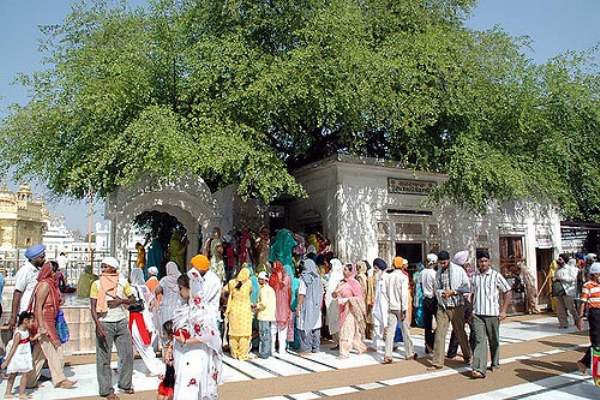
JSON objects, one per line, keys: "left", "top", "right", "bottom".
{"left": 1, "top": 0, "right": 599, "bottom": 220}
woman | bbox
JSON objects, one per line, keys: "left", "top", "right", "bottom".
{"left": 173, "top": 270, "right": 222, "bottom": 399}
{"left": 332, "top": 263, "right": 367, "bottom": 359}
{"left": 224, "top": 268, "right": 253, "bottom": 360}
{"left": 325, "top": 258, "right": 344, "bottom": 348}
{"left": 153, "top": 261, "right": 182, "bottom": 342}
{"left": 269, "top": 261, "right": 292, "bottom": 355}
{"left": 129, "top": 268, "right": 163, "bottom": 376}
{"left": 76, "top": 264, "right": 98, "bottom": 298}
{"left": 25, "top": 261, "right": 76, "bottom": 388}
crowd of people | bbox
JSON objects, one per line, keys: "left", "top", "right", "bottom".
{"left": 2, "top": 232, "right": 600, "bottom": 398}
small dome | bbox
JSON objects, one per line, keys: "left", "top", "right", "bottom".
{"left": 0, "top": 183, "right": 16, "bottom": 202}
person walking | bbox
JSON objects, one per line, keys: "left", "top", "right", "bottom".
{"left": 368, "top": 258, "right": 389, "bottom": 352}
{"left": 172, "top": 270, "right": 222, "bottom": 399}
{"left": 25, "top": 261, "right": 76, "bottom": 389}
{"left": 429, "top": 250, "right": 471, "bottom": 370}
{"left": 383, "top": 257, "right": 416, "bottom": 364}
{"left": 224, "top": 268, "right": 253, "bottom": 360}
{"left": 8, "top": 244, "right": 46, "bottom": 331}
{"left": 470, "top": 250, "right": 512, "bottom": 379}
{"left": 420, "top": 253, "right": 438, "bottom": 354}
{"left": 90, "top": 257, "right": 136, "bottom": 400}
{"left": 575, "top": 262, "right": 600, "bottom": 375}
{"left": 152, "top": 261, "right": 181, "bottom": 343}
{"left": 296, "top": 259, "right": 324, "bottom": 356}
{"left": 269, "top": 261, "right": 292, "bottom": 355}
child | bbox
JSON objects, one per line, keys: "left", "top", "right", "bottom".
{"left": 157, "top": 320, "right": 175, "bottom": 400}
{"left": 1, "top": 311, "right": 40, "bottom": 399}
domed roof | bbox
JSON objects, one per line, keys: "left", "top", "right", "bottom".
{"left": 0, "top": 183, "right": 16, "bottom": 202}
{"left": 18, "top": 183, "right": 32, "bottom": 194}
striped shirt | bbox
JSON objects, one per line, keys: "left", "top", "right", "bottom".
{"left": 581, "top": 280, "right": 600, "bottom": 309}
{"left": 471, "top": 268, "right": 511, "bottom": 316}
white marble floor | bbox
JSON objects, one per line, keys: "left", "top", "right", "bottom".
{"left": 0, "top": 317, "right": 592, "bottom": 400}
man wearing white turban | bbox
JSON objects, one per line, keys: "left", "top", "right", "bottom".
{"left": 447, "top": 250, "right": 476, "bottom": 360}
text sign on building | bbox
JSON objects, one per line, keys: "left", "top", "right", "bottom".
{"left": 388, "top": 178, "right": 437, "bottom": 195}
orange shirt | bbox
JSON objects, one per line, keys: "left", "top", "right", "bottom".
{"left": 146, "top": 277, "right": 162, "bottom": 303}
{"left": 581, "top": 280, "right": 600, "bottom": 309}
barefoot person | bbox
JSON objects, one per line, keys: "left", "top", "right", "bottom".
{"left": 90, "top": 257, "right": 136, "bottom": 400}
{"left": 2, "top": 312, "right": 40, "bottom": 399}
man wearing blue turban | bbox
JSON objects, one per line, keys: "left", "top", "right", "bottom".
{"left": 8, "top": 244, "right": 46, "bottom": 330}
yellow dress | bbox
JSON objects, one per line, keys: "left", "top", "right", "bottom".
{"left": 225, "top": 279, "right": 253, "bottom": 337}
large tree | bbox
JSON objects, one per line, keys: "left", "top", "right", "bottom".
{"left": 1, "top": 0, "right": 599, "bottom": 220}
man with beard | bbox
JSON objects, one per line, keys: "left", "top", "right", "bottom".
{"left": 7, "top": 244, "right": 46, "bottom": 330}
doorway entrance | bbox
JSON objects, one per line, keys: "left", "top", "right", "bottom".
{"left": 395, "top": 242, "right": 424, "bottom": 279}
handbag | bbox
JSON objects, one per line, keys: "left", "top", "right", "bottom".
{"left": 55, "top": 309, "right": 70, "bottom": 344}
{"left": 552, "top": 280, "right": 566, "bottom": 297}
{"left": 128, "top": 287, "right": 145, "bottom": 312}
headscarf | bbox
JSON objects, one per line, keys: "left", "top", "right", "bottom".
{"left": 173, "top": 269, "right": 223, "bottom": 397}
{"left": 325, "top": 258, "right": 344, "bottom": 334}
{"left": 77, "top": 264, "right": 98, "bottom": 298}
{"left": 160, "top": 261, "right": 182, "bottom": 294}
{"left": 269, "top": 229, "right": 298, "bottom": 268}
{"left": 35, "top": 262, "right": 62, "bottom": 344}
{"left": 299, "top": 259, "right": 323, "bottom": 332}
{"left": 129, "top": 268, "right": 154, "bottom": 343}
{"left": 243, "top": 263, "right": 260, "bottom": 304}
{"left": 269, "top": 261, "right": 292, "bottom": 329}
{"left": 236, "top": 267, "right": 250, "bottom": 282}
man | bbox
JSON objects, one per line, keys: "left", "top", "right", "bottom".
{"left": 296, "top": 259, "right": 324, "bottom": 356}
{"left": 190, "top": 254, "right": 221, "bottom": 316}
{"left": 256, "top": 271, "right": 276, "bottom": 359}
{"left": 7, "top": 244, "right": 46, "bottom": 330}
{"left": 145, "top": 266, "right": 160, "bottom": 294}
{"left": 554, "top": 253, "right": 578, "bottom": 328}
{"left": 210, "top": 240, "right": 226, "bottom": 285}
{"left": 383, "top": 256, "right": 416, "bottom": 364}
{"left": 470, "top": 250, "right": 512, "bottom": 378}
{"left": 447, "top": 250, "right": 476, "bottom": 360}
{"left": 369, "top": 258, "right": 389, "bottom": 352}
{"left": 429, "top": 250, "right": 471, "bottom": 370}
{"left": 575, "top": 262, "right": 600, "bottom": 375}
{"left": 420, "top": 253, "right": 438, "bottom": 354}
{"left": 90, "top": 257, "right": 136, "bottom": 400}
{"left": 57, "top": 252, "right": 68, "bottom": 273}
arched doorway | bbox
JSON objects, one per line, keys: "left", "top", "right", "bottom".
{"left": 104, "top": 173, "right": 219, "bottom": 269}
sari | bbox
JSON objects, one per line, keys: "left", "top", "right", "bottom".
{"left": 335, "top": 264, "right": 367, "bottom": 358}
{"left": 173, "top": 269, "right": 222, "bottom": 399}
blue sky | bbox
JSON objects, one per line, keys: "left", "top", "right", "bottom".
{"left": 0, "top": 0, "right": 598, "bottom": 232}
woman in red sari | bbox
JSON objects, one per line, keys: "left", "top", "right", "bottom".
{"left": 24, "top": 261, "right": 76, "bottom": 388}
{"left": 269, "top": 261, "right": 291, "bottom": 355}
{"left": 332, "top": 263, "right": 367, "bottom": 359}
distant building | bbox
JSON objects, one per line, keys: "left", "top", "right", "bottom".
{"left": 0, "top": 182, "right": 49, "bottom": 255}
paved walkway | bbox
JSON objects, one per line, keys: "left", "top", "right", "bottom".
{"left": 0, "top": 316, "right": 596, "bottom": 399}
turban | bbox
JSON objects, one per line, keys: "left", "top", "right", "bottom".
{"left": 438, "top": 251, "right": 450, "bottom": 261}
{"left": 427, "top": 253, "right": 438, "bottom": 265}
{"left": 101, "top": 256, "right": 120, "bottom": 269}
{"left": 589, "top": 262, "right": 600, "bottom": 275}
{"left": 559, "top": 253, "right": 570, "bottom": 263}
{"left": 147, "top": 266, "right": 158, "bottom": 276}
{"left": 393, "top": 257, "right": 405, "bottom": 269}
{"left": 191, "top": 254, "right": 210, "bottom": 271}
{"left": 452, "top": 250, "right": 469, "bottom": 265}
{"left": 24, "top": 244, "right": 46, "bottom": 260}
{"left": 373, "top": 258, "right": 388, "bottom": 271}
{"left": 257, "top": 271, "right": 268, "bottom": 280}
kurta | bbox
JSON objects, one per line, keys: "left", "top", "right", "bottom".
{"left": 225, "top": 280, "right": 253, "bottom": 337}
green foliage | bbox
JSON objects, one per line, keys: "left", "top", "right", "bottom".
{"left": 0, "top": 0, "right": 599, "bottom": 220}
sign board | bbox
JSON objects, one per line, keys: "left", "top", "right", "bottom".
{"left": 388, "top": 178, "right": 436, "bottom": 196}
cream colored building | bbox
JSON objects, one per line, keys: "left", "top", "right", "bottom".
{"left": 0, "top": 183, "right": 49, "bottom": 253}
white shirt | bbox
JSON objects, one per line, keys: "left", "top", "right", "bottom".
{"left": 385, "top": 269, "right": 409, "bottom": 312}
{"left": 420, "top": 268, "right": 437, "bottom": 298}
{"left": 471, "top": 268, "right": 511, "bottom": 316}
{"left": 57, "top": 255, "right": 68, "bottom": 270}
{"left": 14, "top": 261, "right": 40, "bottom": 313}
{"left": 555, "top": 264, "right": 577, "bottom": 297}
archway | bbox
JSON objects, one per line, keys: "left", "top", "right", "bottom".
{"left": 104, "top": 174, "right": 219, "bottom": 269}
